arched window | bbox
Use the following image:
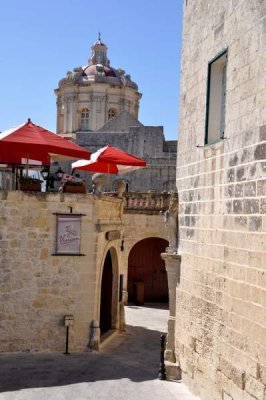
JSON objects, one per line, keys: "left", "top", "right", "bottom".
{"left": 108, "top": 108, "right": 117, "bottom": 120}
{"left": 80, "top": 108, "right": 90, "bottom": 131}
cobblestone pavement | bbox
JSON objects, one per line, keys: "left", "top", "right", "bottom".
{"left": 0, "top": 304, "right": 199, "bottom": 400}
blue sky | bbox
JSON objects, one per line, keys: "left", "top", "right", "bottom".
{"left": 0, "top": 0, "right": 183, "bottom": 140}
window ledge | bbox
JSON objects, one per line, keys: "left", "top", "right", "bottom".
{"left": 204, "top": 137, "right": 225, "bottom": 146}
{"left": 197, "top": 137, "right": 227, "bottom": 148}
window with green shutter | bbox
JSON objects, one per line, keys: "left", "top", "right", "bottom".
{"left": 205, "top": 50, "right": 227, "bottom": 144}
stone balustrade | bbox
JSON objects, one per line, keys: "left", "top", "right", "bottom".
{"left": 123, "top": 191, "right": 170, "bottom": 214}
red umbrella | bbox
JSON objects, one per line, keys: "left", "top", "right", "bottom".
{"left": 0, "top": 119, "right": 90, "bottom": 165}
{"left": 72, "top": 145, "right": 146, "bottom": 174}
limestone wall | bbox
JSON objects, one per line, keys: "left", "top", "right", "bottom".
{"left": 0, "top": 190, "right": 123, "bottom": 353}
{"left": 176, "top": 1, "right": 266, "bottom": 399}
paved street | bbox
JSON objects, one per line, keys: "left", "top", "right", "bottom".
{"left": 0, "top": 304, "right": 199, "bottom": 400}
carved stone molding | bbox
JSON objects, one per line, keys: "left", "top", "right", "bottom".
{"left": 105, "top": 230, "right": 121, "bottom": 241}
{"left": 90, "top": 95, "right": 107, "bottom": 102}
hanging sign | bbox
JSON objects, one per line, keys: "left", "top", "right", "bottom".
{"left": 55, "top": 214, "right": 82, "bottom": 255}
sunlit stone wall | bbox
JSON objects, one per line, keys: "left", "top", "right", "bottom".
{"left": 176, "top": 1, "right": 266, "bottom": 399}
{"left": 0, "top": 190, "right": 123, "bottom": 352}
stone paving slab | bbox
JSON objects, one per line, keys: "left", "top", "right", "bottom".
{"left": 0, "top": 305, "right": 199, "bottom": 400}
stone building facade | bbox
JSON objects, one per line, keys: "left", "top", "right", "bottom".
{"left": 0, "top": 190, "right": 124, "bottom": 352}
{"left": 0, "top": 36, "right": 175, "bottom": 353}
{"left": 54, "top": 37, "right": 177, "bottom": 192}
{"left": 75, "top": 111, "right": 177, "bottom": 192}
{"left": 174, "top": 1, "right": 266, "bottom": 400}
{"left": 0, "top": 189, "right": 170, "bottom": 353}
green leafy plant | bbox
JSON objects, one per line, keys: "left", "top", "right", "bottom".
{"left": 64, "top": 180, "right": 84, "bottom": 187}
{"left": 19, "top": 176, "right": 43, "bottom": 184}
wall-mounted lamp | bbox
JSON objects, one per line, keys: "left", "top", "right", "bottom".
{"left": 40, "top": 166, "right": 49, "bottom": 191}
{"left": 55, "top": 167, "right": 64, "bottom": 181}
{"left": 120, "top": 240, "right": 124, "bottom": 252}
{"left": 40, "top": 166, "right": 49, "bottom": 180}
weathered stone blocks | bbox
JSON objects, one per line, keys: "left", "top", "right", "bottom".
{"left": 176, "top": 1, "right": 266, "bottom": 399}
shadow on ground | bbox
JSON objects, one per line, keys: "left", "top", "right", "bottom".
{"left": 0, "top": 325, "right": 165, "bottom": 393}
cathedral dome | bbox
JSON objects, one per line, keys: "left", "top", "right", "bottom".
{"left": 55, "top": 35, "right": 141, "bottom": 133}
{"left": 56, "top": 35, "right": 139, "bottom": 90}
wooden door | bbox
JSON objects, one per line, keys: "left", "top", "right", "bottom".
{"left": 128, "top": 238, "right": 168, "bottom": 302}
{"left": 100, "top": 251, "right": 113, "bottom": 335}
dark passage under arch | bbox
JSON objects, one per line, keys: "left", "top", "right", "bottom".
{"left": 100, "top": 251, "right": 113, "bottom": 335}
{"left": 128, "top": 237, "right": 169, "bottom": 303}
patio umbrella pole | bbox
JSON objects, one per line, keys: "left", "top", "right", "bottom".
{"left": 25, "top": 154, "right": 29, "bottom": 178}
{"left": 107, "top": 163, "right": 110, "bottom": 192}
{"left": 15, "top": 165, "right": 19, "bottom": 190}
{"left": 18, "top": 166, "right": 23, "bottom": 190}
{"left": 11, "top": 165, "right": 16, "bottom": 190}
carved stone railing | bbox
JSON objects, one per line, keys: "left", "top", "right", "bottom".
{"left": 123, "top": 191, "right": 170, "bottom": 214}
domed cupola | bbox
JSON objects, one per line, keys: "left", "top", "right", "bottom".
{"left": 83, "top": 33, "right": 120, "bottom": 79}
{"left": 55, "top": 35, "right": 142, "bottom": 135}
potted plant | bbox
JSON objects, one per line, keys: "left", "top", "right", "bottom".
{"left": 61, "top": 175, "right": 86, "bottom": 193}
{"left": 19, "top": 176, "right": 43, "bottom": 192}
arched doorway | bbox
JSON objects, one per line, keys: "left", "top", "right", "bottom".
{"left": 100, "top": 250, "right": 113, "bottom": 335}
{"left": 127, "top": 237, "right": 169, "bottom": 303}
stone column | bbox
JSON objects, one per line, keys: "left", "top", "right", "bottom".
{"left": 56, "top": 98, "right": 61, "bottom": 134}
{"left": 66, "top": 97, "right": 71, "bottom": 133}
{"left": 63, "top": 97, "right": 67, "bottom": 134}
{"left": 119, "top": 290, "right": 128, "bottom": 332}
{"left": 70, "top": 95, "right": 77, "bottom": 133}
{"left": 161, "top": 251, "right": 181, "bottom": 379}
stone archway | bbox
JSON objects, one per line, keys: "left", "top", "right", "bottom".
{"left": 127, "top": 237, "right": 169, "bottom": 303}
